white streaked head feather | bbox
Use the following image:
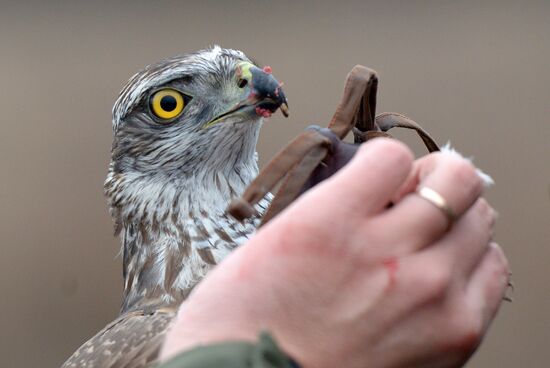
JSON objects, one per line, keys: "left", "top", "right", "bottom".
{"left": 112, "top": 45, "right": 248, "bottom": 132}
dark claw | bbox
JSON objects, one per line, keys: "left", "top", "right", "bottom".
{"left": 503, "top": 275, "right": 514, "bottom": 302}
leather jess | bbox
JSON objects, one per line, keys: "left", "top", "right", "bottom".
{"left": 227, "top": 66, "right": 440, "bottom": 225}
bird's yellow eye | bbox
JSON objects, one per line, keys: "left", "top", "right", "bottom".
{"left": 149, "top": 89, "right": 187, "bottom": 121}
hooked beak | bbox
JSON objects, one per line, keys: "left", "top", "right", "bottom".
{"left": 204, "top": 63, "right": 289, "bottom": 128}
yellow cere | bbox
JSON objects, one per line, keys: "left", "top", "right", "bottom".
{"left": 237, "top": 62, "right": 254, "bottom": 84}
{"left": 150, "top": 89, "right": 185, "bottom": 120}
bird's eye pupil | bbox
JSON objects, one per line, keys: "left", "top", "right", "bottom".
{"left": 160, "top": 95, "right": 178, "bottom": 112}
{"left": 150, "top": 88, "right": 187, "bottom": 122}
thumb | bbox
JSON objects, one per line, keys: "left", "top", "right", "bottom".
{"left": 290, "top": 138, "right": 413, "bottom": 220}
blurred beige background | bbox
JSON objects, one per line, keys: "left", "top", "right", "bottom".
{"left": 0, "top": 1, "right": 548, "bottom": 367}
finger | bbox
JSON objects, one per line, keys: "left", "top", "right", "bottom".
{"left": 297, "top": 138, "right": 413, "bottom": 218}
{"left": 370, "top": 152, "right": 484, "bottom": 253}
{"left": 391, "top": 153, "right": 439, "bottom": 203}
{"left": 376, "top": 200, "right": 496, "bottom": 303}
{"left": 377, "top": 251, "right": 452, "bottom": 316}
{"left": 466, "top": 243, "right": 510, "bottom": 331}
{"left": 392, "top": 148, "right": 493, "bottom": 204}
{"left": 424, "top": 199, "right": 496, "bottom": 278}
{"left": 359, "top": 197, "right": 495, "bottom": 268}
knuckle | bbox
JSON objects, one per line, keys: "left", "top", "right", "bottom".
{"left": 423, "top": 265, "right": 452, "bottom": 299}
{"left": 490, "top": 243, "right": 510, "bottom": 276}
{"left": 369, "top": 138, "right": 414, "bottom": 166}
{"left": 390, "top": 140, "right": 415, "bottom": 164}
{"left": 453, "top": 312, "right": 483, "bottom": 349}
{"left": 476, "top": 197, "right": 490, "bottom": 212}
{"left": 474, "top": 198, "right": 496, "bottom": 228}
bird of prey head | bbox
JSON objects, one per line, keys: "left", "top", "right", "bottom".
{"left": 62, "top": 47, "right": 287, "bottom": 368}
{"left": 103, "top": 46, "right": 288, "bottom": 313}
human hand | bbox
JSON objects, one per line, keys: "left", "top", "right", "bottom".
{"left": 160, "top": 138, "right": 510, "bottom": 368}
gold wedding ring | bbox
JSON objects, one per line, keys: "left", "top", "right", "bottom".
{"left": 416, "top": 186, "right": 458, "bottom": 225}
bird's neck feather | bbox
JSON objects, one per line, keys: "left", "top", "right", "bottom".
{"left": 107, "top": 127, "right": 264, "bottom": 314}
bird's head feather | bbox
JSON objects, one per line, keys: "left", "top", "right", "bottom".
{"left": 104, "top": 46, "right": 286, "bottom": 233}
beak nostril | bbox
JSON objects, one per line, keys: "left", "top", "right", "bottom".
{"left": 237, "top": 78, "right": 248, "bottom": 88}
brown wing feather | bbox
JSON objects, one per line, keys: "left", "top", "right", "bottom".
{"left": 61, "top": 310, "right": 175, "bottom": 368}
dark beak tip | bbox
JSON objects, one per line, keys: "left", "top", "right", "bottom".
{"left": 280, "top": 101, "right": 289, "bottom": 117}
{"left": 249, "top": 65, "right": 289, "bottom": 118}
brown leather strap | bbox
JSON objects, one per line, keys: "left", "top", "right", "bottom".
{"left": 228, "top": 67, "right": 372, "bottom": 223}
{"left": 247, "top": 66, "right": 379, "bottom": 223}
{"left": 329, "top": 66, "right": 378, "bottom": 140}
{"left": 374, "top": 112, "right": 439, "bottom": 152}
{"left": 261, "top": 143, "right": 330, "bottom": 225}
{"left": 227, "top": 65, "right": 441, "bottom": 224}
{"left": 227, "top": 131, "right": 331, "bottom": 221}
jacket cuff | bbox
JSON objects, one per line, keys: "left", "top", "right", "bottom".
{"left": 157, "top": 331, "right": 301, "bottom": 368}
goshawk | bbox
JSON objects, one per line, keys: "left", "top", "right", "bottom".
{"left": 62, "top": 46, "right": 288, "bottom": 368}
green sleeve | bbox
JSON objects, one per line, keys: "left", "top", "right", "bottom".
{"left": 157, "top": 331, "right": 301, "bottom": 368}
